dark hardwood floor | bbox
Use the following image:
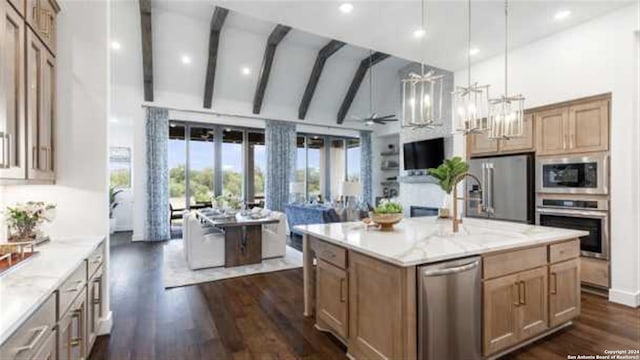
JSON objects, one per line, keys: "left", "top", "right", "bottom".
{"left": 91, "top": 232, "right": 639, "bottom": 360}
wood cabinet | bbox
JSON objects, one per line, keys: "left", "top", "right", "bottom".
{"left": 468, "top": 113, "right": 534, "bottom": 157}
{"left": 32, "top": 330, "right": 56, "bottom": 360}
{"left": 316, "top": 259, "right": 348, "bottom": 339}
{"left": 87, "top": 266, "right": 104, "bottom": 351}
{"left": 549, "top": 259, "right": 580, "bottom": 327}
{"left": 580, "top": 257, "right": 609, "bottom": 289}
{"left": 58, "top": 287, "right": 87, "bottom": 360}
{"left": 0, "top": 0, "right": 27, "bottom": 179}
{"left": 483, "top": 273, "right": 520, "bottom": 354}
{"left": 348, "top": 251, "right": 416, "bottom": 360}
{"left": 25, "top": 0, "right": 58, "bottom": 54}
{"left": 26, "top": 28, "right": 55, "bottom": 181}
{"left": 536, "top": 99, "right": 609, "bottom": 156}
{"left": 517, "top": 267, "right": 549, "bottom": 339}
{"left": 0, "top": 0, "right": 57, "bottom": 183}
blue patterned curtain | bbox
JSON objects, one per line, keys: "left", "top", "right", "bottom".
{"left": 265, "top": 120, "right": 296, "bottom": 211}
{"left": 145, "top": 107, "right": 170, "bottom": 241}
{"left": 360, "top": 131, "right": 373, "bottom": 206}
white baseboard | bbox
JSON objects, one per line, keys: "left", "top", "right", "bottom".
{"left": 97, "top": 311, "right": 113, "bottom": 335}
{"left": 609, "top": 288, "right": 640, "bottom": 307}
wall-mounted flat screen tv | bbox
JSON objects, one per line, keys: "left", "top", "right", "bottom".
{"left": 403, "top": 138, "right": 445, "bottom": 170}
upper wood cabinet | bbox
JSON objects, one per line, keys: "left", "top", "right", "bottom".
{"left": 0, "top": 0, "right": 27, "bottom": 179}
{"left": 549, "top": 259, "right": 580, "bottom": 327}
{"left": 316, "top": 259, "right": 348, "bottom": 339}
{"left": 536, "top": 98, "right": 609, "bottom": 156}
{"left": 26, "top": 28, "right": 55, "bottom": 181}
{"left": 468, "top": 113, "right": 534, "bottom": 157}
{"left": 25, "top": 0, "right": 59, "bottom": 54}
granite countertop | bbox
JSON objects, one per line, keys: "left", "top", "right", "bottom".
{"left": 0, "top": 236, "right": 105, "bottom": 345}
{"left": 295, "top": 217, "right": 588, "bottom": 267}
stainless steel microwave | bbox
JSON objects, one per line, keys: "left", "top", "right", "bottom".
{"left": 536, "top": 154, "right": 609, "bottom": 195}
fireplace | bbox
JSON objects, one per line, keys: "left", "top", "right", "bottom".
{"left": 410, "top": 206, "right": 439, "bottom": 217}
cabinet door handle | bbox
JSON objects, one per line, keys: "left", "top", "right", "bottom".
{"left": 6, "top": 133, "right": 12, "bottom": 168}
{"left": 0, "top": 132, "right": 6, "bottom": 169}
{"left": 14, "top": 325, "right": 48, "bottom": 353}
{"left": 71, "top": 308, "right": 84, "bottom": 347}
{"left": 92, "top": 255, "right": 103, "bottom": 264}
{"left": 512, "top": 282, "right": 519, "bottom": 306}
{"left": 519, "top": 281, "right": 526, "bottom": 305}
{"left": 339, "top": 278, "right": 347, "bottom": 303}
{"left": 31, "top": 146, "right": 37, "bottom": 169}
{"left": 550, "top": 273, "right": 557, "bottom": 295}
{"left": 65, "top": 280, "right": 84, "bottom": 293}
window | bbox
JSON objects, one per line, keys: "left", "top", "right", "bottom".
{"left": 188, "top": 126, "right": 215, "bottom": 206}
{"left": 296, "top": 134, "right": 360, "bottom": 202}
{"left": 109, "top": 147, "right": 131, "bottom": 188}
{"left": 346, "top": 138, "right": 361, "bottom": 182}
{"left": 248, "top": 132, "right": 266, "bottom": 203}
{"left": 168, "top": 124, "right": 187, "bottom": 210}
{"left": 221, "top": 129, "right": 244, "bottom": 198}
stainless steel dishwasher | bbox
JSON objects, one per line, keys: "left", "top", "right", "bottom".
{"left": 418, "top": 256, "right": 482, "bottom": 360}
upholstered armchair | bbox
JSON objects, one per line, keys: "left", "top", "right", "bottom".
{"left": 257, "top": 209, "right": 288, "bottom": 259}
{"left": 183, "top": 212, "right": 225, "bottom": 270}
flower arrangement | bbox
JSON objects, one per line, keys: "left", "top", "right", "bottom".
{"left": 5, "top": 202, "right": 56, "bottom": 242}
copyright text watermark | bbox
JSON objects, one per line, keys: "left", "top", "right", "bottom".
{"left": 568, "top": 350, "right": 640, "bottom": 360}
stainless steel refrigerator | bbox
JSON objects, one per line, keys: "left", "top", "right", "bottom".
{"left": 466, "top": 153, "right": 535, "bottom": 224}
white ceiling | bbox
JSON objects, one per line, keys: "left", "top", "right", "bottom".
{"left": 154, "top": 0, "right": 634, "bottom": 71}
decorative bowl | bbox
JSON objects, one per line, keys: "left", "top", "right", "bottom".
{"left": 369, "top": 212, "right": 403, "bottom": 231}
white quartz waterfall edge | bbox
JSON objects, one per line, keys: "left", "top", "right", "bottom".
{"left": 162, "top": 241, "right": 303, "bottom": 289}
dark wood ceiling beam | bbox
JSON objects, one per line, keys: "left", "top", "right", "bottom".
{"left": 336, "top": 51, "right": 390, "bottom": 124}
{"left": 139, "top": 0, "right": 153, "bottom": 102}
{"left": 298, "top": 40, "right": 346, "bottom": 120}
{"left": 203, "top": 7, "right": 229, "bottom": 109}
{"left": 252, "top": 24, "right": 291, "bottom": 114}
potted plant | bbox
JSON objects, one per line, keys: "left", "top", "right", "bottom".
{"left": 369, "top": 200, "right": 403, "bottom": 231}
{"left": 109, "top": 187, "right": 123, "bottom": 234}
{"left": 5, "top": 202, "right": 56, "bottom": 242}
{"left": 427, "top": 156, "right": 469, "bottom": 218}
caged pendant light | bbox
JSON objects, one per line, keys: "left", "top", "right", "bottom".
{"left": 488, "top": 0, "right": 525, "bottom": 139}
{"left": 452, "top": 0, "right": 490, "bottom": 134}
{"left": 401, "top": 0, "right": 445, "bottom": 129}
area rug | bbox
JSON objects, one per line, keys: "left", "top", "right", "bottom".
{"left": 162, "top": 240, "right": 303, "bottom": 289}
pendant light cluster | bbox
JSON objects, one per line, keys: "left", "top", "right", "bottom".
{"left": 451, "top": 0, "right": 525, "bottom": 138}
{"left": 487, "top": 0, "right": 525, "bottom": 139}
{"left": 452, "top": 0, "right": 490, "bottom": 134}
{"left": 401, "top": 0, "right": 445, "bottom": 129}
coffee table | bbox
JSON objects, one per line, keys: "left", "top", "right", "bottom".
{"left": 196, "top": 211, "right": 279, "bottom": 267}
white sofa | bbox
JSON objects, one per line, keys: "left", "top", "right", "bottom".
{"left": 183, "top": 211, "right": 225, "bottom": 270}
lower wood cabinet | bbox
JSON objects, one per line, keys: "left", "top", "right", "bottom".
{"left": 517, "top": 267, "right": 549, "bottom": 340}
{"left": 549, "top": 259, "right": 580, "bottom": 327}
{"left": 316, "top": 259, "right": 348, "bottom": 339}
{"left": 58, "top": 286, "right": 87, "bottom": 360}
{"left": 348, "top": 251, "right": 416, "bottom": 360}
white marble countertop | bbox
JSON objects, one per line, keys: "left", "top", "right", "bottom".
{"left": 0, "top": 236, "right": 105, "bottom": 344}
{"left": 295, "top": 217, "right": 588, "bottom": 267}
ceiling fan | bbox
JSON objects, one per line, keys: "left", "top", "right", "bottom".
{"left": 347, "top": 51, "right": 398, "bottom": 126}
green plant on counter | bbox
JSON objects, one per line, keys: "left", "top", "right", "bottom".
{"left": 5, "top": 202, "right": 56, "bottom": 240}
{"left": 374, "top": 201, "right": 403, "bottom": 214}
{"left": 427, "top": 156, "right": 470, "bottom": 194}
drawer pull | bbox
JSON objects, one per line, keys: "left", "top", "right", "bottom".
{"left": 512, "top": 282, "right": 519, "bottom": 306}
{"left": 92, "top": 255, "right": 103, "bottom": 264}
{"left": 65, "top": 280, "right": 84, "bottom": 293}
{"left": 339, "top": 278, "right": 346, "bottom": 303}
{"left": 322, "top": 250, "right": 335, "bottom": 259}
{"left": 519, "top": 281, "right": 526, "bottom": 305}
{"left": 550, "top": 273, "right": 558, "bottom": 295}
{"left": 70, "top": 338, "right": 81, "bottom": 347}
{"left": 14, "top": 325, "right": 48, "bottom": 353}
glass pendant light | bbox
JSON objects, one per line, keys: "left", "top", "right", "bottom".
{"left": 453, "top": 0, "right": 490, "bottom": 134}
{"left": 488, "top": 0, "right": 525, "bottom": 139}
{"left": 401, "top": 0, "right": 445, "bottom": 129}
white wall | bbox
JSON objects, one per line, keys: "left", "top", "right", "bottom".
{"left": 109, "top": 122, "right": 135, "bottom": 231}
{"left": 454, "top": 4, "right": 640, "bottom": 307}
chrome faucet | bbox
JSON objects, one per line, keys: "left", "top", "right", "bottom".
{"left": 452, "top": 172, "right": 485, "bottom": 233}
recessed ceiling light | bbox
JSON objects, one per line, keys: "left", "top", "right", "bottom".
{"left": 469, "top": 48, "right": 480, "bottom": 56}
{"left": 413, "top": 28, "right": 426, "bottom": 39}
{"left": 111, "top": 41, "right": 121, "bottom": 50}
{"left": 339, "top": 3, "right": 353, "bottom": 14}
{"left": 241, "top": 67, "right": 251, "bottom": 75}
{"left": 554, "top": 10, "right": 571, "bottom": 20}
{"left": 181, "top": 55, "right": 192, "bottom": 65}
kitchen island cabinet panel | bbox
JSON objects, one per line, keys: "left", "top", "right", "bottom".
{"left": 549, "top": 259, "right": 580, "bottom": 327}
{"left": 316, "top": 259, "right": 348, "bottom": 339}
{"left": 517, "top": 267, "right": 549, "bottom": 340}
{"left": 483, "top": 273, "right": 519, "bottom": 355}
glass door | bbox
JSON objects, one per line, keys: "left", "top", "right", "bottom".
{"left": 188, "top": 126, "right": 216, "bottom": 208}
{"left": 248, "top": 132, "right": 266, "bottom": 205}
{"left": 168, "top": 123, "right": 187, "bottom": 211}
{"left": 221, "top": 128, "right": 244, "bottom": 198}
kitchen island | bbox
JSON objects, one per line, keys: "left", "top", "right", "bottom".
{"left": 296, "top": 217, "right": 588, "bottom": 360}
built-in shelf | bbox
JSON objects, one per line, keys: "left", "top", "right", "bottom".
{"left": 398, "top": 175, "right": 438, "bottom": 184}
